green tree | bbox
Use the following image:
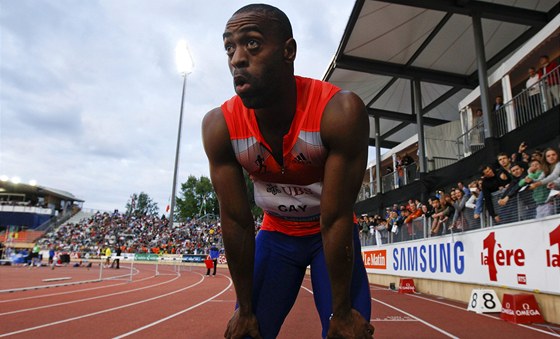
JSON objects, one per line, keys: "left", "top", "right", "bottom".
{"left": 175, "top": 175, "right": 218, "bottom": 221}
{"left": 125, "top": 192, "right": 159, "bottom": 216}
{"left": 174, "top": 174, "right": 262, "bottom": 222}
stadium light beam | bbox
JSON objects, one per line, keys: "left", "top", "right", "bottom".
{"left": 169, "top": 40, "right": 194, "bottom": 226}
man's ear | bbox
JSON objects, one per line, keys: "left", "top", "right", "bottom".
{"left": 284, "top": 38, "right": 297, "bottom": 63}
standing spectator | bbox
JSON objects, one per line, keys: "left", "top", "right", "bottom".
{"left": 104, "top": 246, "right": 112, "bottom": 268}
{"left": 401, "top": 153, "right": 416, "bottom": 182}
{"left": 471, "top": 108, "right": 484, "bottom": 145}
{"left": 480, "top": 164, "right": 511, "bottom": 224}
{"left": 430, "top": 198, "right": 447, "bottom": 236}
{"left": 493, "top": 96, "right": 504, "bottom": 111}
{"left": 30, "top": 243, "right": 41, "bottom": 268}
{"left": 538, "top": 55, "right": 559, "bottom": 108}
{"left": 111, "top": 245, "right": 122, "bottom": 269}
{"left": 496, "top": 152, "right": 514, "bottom": 178}
{"left": 450, "top": 188, "right": 471, "bottom": 231}
{"left": 48, "top": 246, "right": 55, "bottom": 266}
{"left": 529, "top": 147, "right": 559, "bottom": 216}
{"left": 526, "top": 67, "right": 542, "bottom": 114}
{"left": 497, "top": 163, "right": 530, "bottom": 222}
{"left": 404, "top": 202, "right": 423, "bottom": 240}
{"left": 206, "top": 243, "right": 219, "bottom": 276}
{"left": 374, "top": 217, "right": 388, "bottom": 246}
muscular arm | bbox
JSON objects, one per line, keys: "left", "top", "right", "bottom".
{"left": 202, "top": 108, "right": 256, "bottom": 317}
{"left": 320, "top": 91, "right": 369, "bottom": 319}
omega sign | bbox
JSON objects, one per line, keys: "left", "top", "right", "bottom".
{"left": 502, "top": 302, "right": 541, "bottom": 317}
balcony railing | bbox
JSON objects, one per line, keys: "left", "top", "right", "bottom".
{"left": 359, "top": 189, "right": 560, "bottom": 247}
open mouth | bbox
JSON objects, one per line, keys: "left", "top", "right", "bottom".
{"left": 234, "top": 75, "right": 250, "bottom": 93}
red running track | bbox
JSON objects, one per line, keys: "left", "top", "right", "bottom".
{"left": 0, "top": 263, "right": 558, "bottom": 338}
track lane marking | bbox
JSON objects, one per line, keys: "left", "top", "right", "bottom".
{"left": 0, "top": 275, "right": 156, "bottom": 304}
{"left": 302, "top": 283, "right": 458, "bottom": 338}
{"left": 0, "top": 272, "right": 206, "bottom": 337}
{"left": 113, "top": 274, "right": 233, "bottom": 338}
{"left": 0, "top": 273, "right": 181, "bottom": 316}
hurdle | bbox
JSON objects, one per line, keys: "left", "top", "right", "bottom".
{"left": 99, "top": 256, "right": 134, "bottom": 282}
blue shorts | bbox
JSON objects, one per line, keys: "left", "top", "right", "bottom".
{"left": 251, "top": 226, "right": 371, "bottom": 338}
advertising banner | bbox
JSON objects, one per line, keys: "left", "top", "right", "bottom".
{"left": 134, "top": 253, "right": 159, "bottom": 261}
{"left": 362, "top": 218, "right": 560, "bottom": 295}
{"left": 182, "top": 254, "right": 207, "bottom": 263}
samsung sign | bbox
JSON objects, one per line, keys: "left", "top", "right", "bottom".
{"left": 392, "top": 242, "right": 465, "bottom": 274}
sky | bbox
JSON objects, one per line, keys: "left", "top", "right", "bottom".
{"left": 1, "top": 0, "right": 369, "bottom": 213}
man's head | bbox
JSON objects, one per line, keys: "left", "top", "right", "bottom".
{"left": 528, "top": 67, "right": 536, "bottom": 77}
{"left": 539, "top": 55, "right": 549, "bottom": 66}
{"left": 480, "top": 164, "right": 495, "bottom": 178}
{"left": 510, "top": 163, "right": 524, "bottom": 178}
{"left": 497, "top": 152, "right": 510, "bottom": 168}
{"left": 224, "top": 4, "right": 296, "bottom": 108}
{"left": 495, "top": 96, "right": 503, "bottom": 104}
{"left": 431, "top": 199, "right": 440, "bottom": 209}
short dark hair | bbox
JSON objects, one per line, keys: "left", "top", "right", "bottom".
{"left": 234, "top": 4, "right": 293, "bottom": 41}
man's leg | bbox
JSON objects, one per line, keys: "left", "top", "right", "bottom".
{"left": 252, "top": 231, "right": 308, "bottom": 339}
{"left": 309, "top": 226, "right": 372, "bottom": 338}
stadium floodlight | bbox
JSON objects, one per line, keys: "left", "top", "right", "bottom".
{"left": 0, "top": 175, "right": 8, "bottom": 182}
{"left": 175, "top": 40, "right": 194, "bottom": 75}
{"left": 11, "top": 176, "right": 21, "bottom": 184}
{"left": 29, "top": 179, "right": 37, "bottom": 186}
{"left": 169, "top": 39, "right": 194, "bottom": 227}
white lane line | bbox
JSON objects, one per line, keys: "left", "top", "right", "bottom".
{"left": 0, "top": 272, "right": 206, "bottom": 337}
{"left": 372, "top": 297, "right": 459, "bottom": 338}
{"left": 0, "top": 273, "right": 180, "bottom": 316}
{"left": 113, "top": 274, "right": 234, "bottom": 338}
{"left": 301, "top": 283, "right": 457, "bottom": 338}
{"left": 0, "top": 266, "right": 141, "bottom": 294}
{"left": 0, "top": 275, "right": 155, "bottom": 304}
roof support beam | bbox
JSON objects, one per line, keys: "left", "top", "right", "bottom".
{"left": 368, "top": 137, "right": 399, "bottom": 149}
{"left": 336, "top": 55, "right": 476, "bottom": 89}
{"left": 367, "top": 108, "right": 449, "bottom": 126}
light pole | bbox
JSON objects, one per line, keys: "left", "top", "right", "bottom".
{"left": 169, "top": 40, "right": 194, "bottom": 226}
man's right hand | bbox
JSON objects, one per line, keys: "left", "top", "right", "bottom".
{"left": 224, "top": 309, "right": 262, "bottom": 339}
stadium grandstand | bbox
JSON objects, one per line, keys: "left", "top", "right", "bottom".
{"left": 323, "top": 0, "right": 560, "bottom": 325}
{"left": 1, "top": 0, "right": 559, "bottom": 327}
{"left": 0, "top": 179, "right": 84, "bottom": 249}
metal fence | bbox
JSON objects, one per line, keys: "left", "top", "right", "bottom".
{"left": 495, "top": 65, "right": 559, "bottom": 137}
{"left": 360, "top": 189, "right": 560, "bottom": 247}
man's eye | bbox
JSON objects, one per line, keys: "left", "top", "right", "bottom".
{"left": 225, "top": 45, "right": 235, "bottom": 56}
{"left": 247, "top": 40, "right": 259, "bottom": 49}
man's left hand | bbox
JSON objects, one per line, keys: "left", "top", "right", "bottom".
{"left": 327, "top": 309, "right": 374, "bottom": 339}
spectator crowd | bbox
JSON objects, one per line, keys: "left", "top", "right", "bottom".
{"left": 359, "top": 141, "right": 560, "bottom": 247}
{"left": 36, "top": 211, "right": 224, "bottom": 258}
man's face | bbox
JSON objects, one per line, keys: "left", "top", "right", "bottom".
{"left": 540, "top": 57, "right": 548, "bottom": 66}
{"left": 223, "top": 11, "right": 289, "bottom": 108}
{"left": 510, "top": 165, "right": 524, "bottom": 178}
{"left": 482, "top": 167, "right": 495, "bottom": 178}
{"left": 498, "top": 155, "right": 510, "bottom": 167}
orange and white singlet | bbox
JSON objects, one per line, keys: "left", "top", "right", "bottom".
{"left": 221, "top": 76, "right": 340, "bottom": 236}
